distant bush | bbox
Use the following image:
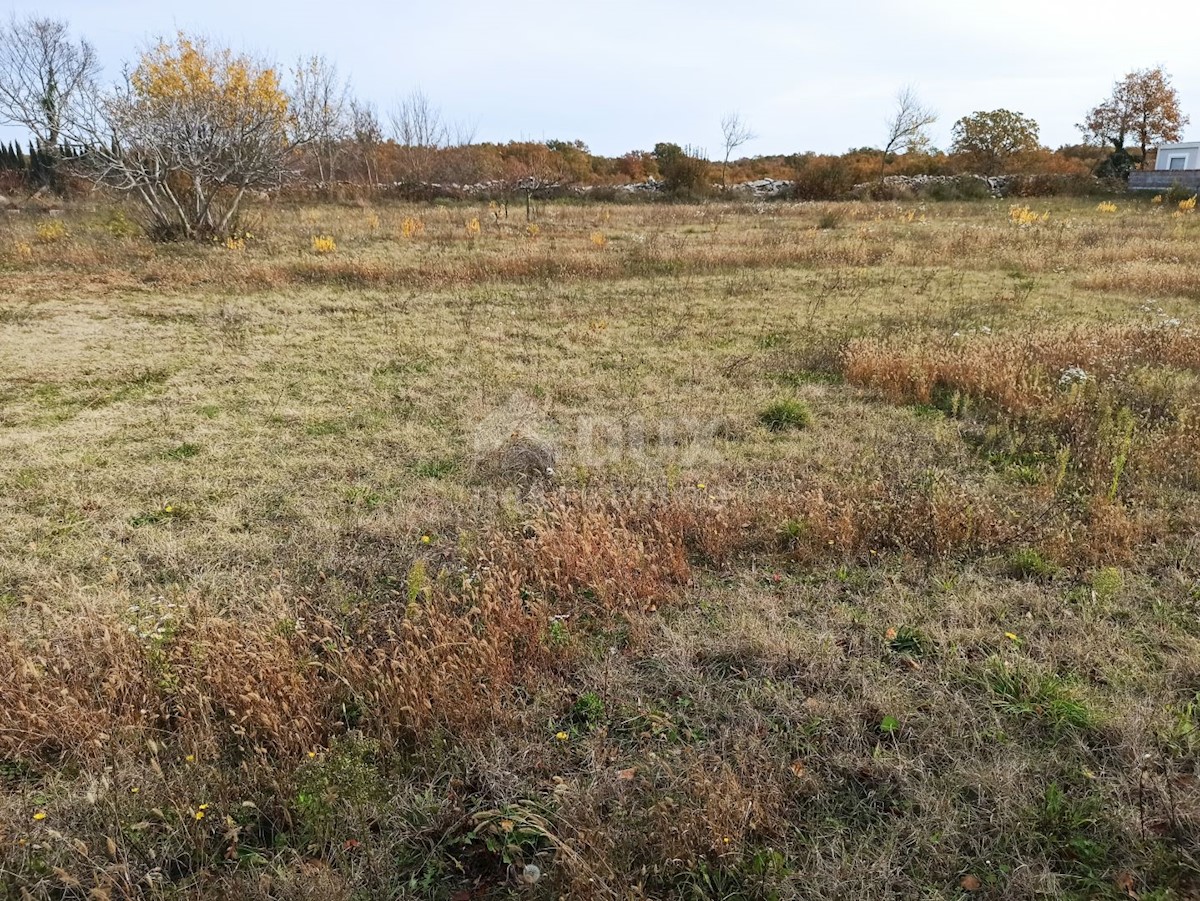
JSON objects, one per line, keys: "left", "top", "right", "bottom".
{"left": 852, "top": 181, "right": 916, "bottom": 201}
{"left": 1006, "top": 174, "right": 1110, "bottom": 198}
{"left": 790, "top": 157, "right": 857, "bottom": 200}
{"left": 919, "top": 177, "right": 992, "bottom": 202}
{"left": 653, "top": 142, "right": 711, "bottom": 199}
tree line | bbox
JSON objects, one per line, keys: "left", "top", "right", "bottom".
{"left": 0, "top": 13, "right": 1189, "bottom": 240}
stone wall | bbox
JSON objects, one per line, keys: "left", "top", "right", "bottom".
{"left": 1128, "top": 170, "right": 1200, "bottom": 192}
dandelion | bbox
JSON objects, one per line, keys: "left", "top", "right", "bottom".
{"left": 555, "top": 731, "right": 569, "bottom": 742}
{"left": 308, "top": 751, "right": 316, "bottom": 759}
{"left": 185, "top": 754, "right": 195, "bottom": 763}
{"left": 32, "top": 811, "right": 46, "bottom": 821}
{"left": 1005, "top": 632, "right": 1020, "bottom": 642}
{"left": 696, "top": 482, "right": 706, "bottom": 490}
{"left": 420, "top": 535, "right": 431, "bottom": 544}
{"left": 311, "top": 235, "right": 337, "bottom": 254}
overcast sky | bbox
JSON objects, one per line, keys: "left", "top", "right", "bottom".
{"left": 2, "top": 0, "right": 1197, "bottom": 157}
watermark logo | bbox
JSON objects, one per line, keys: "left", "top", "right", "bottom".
{"left": 471, "top": 393, "right": 729, "bottom": 474}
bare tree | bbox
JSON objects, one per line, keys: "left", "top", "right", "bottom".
{"left": 719, "top": 111, "right": 756, "bottom": 190}
{"left": 389, "top": 88, "right": 445, "bottom": 183}
{"left": 291, "top": 55, "right": 350, "bottom": 183}
{"left": 448, "top": 118, "right": 478, "bottom": 148}
{"left": 0, "top": 14, "right": 98, "bottom": 162}
{"left": 389, "top": 89, "right": 477, "bottom": 184}
{"left": 349, "top": 98, "right": 384, "bottom": 185}
{"left": 881, "top": 86, "right": 937, "bottom": 176}
{"left": 389, "top": 88, "right": 446, "bottom": 148}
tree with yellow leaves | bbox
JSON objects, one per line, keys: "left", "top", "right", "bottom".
{"left": 76, "top": 33, "right": 314, "bottom": 240}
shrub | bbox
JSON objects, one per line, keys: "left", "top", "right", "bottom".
{"left": 34, "top": 219, "right": 68, "bottom": 244}
{"left": 654, "top": 142, "right": 712, "bottom": 198}
{"left": 310, "top": 234, "right": 337, "bottom": 254}
{"left": 1005, "top": 547, "right": 1057, "bottom": 580}
{"left": 1164, "top": 183, "right": 1195, "bottom": 206}
{"left": 920, "top": 176, "right": 992, "bottom": 202}
{"left": 758, "top": 399, "right": 812, "bottom": 431}
{"left": 816, "top": 208, "right": 844, "bottom": 230}
{"left": 1090, "top": 566, "right": 1123, "bottom": 600}
{"left": 1006, "top": 174, "right": 1104, "bottom": 198}
{"left": 105, "top": 208, "right": 141, "bottom": 238}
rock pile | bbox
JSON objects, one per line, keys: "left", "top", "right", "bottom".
{"left": 853, "top": 174, "right": 1013, "bottom": 197}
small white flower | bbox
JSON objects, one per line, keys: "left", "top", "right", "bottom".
{"left": 1058, "top": 366, "right": 1089, "bottom": 388}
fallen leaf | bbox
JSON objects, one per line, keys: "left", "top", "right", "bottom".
{"left": 1114, "top": 871, "right": 1137, "bottom": 897}
{"left": 790, "top": 759, "right": 807, "bottom": 778}
{"left": 617, "top": 767, "right": 637, "bottom": 782}
{"left": 960, "top": 874, "right": 982, "bottom": 891}
{"left": 885, "top": 628, "right": 898, "bottom": 641}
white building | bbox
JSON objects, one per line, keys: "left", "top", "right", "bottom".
{"left": 1155, "top": 142, "right": 1200, "bottom": 171}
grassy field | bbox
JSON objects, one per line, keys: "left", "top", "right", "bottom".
{"left": 2, "top": 194, "right": 1200, "bottom": 899}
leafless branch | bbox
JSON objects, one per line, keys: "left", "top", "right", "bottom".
{"left": 0, "top": 14, "right": 99, "bottom": 151}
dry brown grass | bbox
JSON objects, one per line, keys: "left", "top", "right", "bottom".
{"left": 1, "top": 195, "right": 1199, "bottom": 899}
